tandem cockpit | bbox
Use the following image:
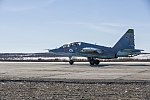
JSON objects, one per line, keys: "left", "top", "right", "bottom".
{"left": 49, "top": 42, "right": 82, "bottom": 55}
{"left": 61, "top": 42, "right": 81, "bottom": 49}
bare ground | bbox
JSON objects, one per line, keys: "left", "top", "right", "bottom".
{"left": 0, "top": 79, "right": 150, "bottom": 100}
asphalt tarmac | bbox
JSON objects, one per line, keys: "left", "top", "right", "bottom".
{"left": 0, "top": 62, "right": 150, "bottom": 80}
{"left": 0, "top": 62, "right": 150, "bottom": 99}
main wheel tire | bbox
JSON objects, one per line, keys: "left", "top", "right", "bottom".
{"left": 69, "top": 60, "right": 74, "bottom": 65}
{"left": 94, "top": 60, "right": 100, "bottom": 65}
{"left": 90, "top": 60, "right": 95, "bottom": 65}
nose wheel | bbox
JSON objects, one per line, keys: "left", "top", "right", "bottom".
{"left": 69, "top": 60, "right": 74, "bottom": 65}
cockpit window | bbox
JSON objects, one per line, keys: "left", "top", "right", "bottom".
{"left": 69, "top": 43, "right": 74, "bottom": 47}
{"left": 70, "top": 42, "right": 81, "bottom": 47}
{"left": 62, "top": 42, "right": 81, "bottom": 48}
{"left": 62, "top": 44, "right": 69, "bottom": 48}
{"left": 78, "top": 42, "right": 81, "bottom": 45}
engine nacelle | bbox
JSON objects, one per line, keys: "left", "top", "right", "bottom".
{"left": 116, "top": 51, "right": 131, "bottom": 57}
{"left": 81, "top": 47, "right": 102, "bottom": 54}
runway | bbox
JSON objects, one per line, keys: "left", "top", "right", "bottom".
{"left": 1, "top": 62, "right": 150, "bottom": 99}
{"left": 0, "top": 62, "right": 150, "bottom": 80}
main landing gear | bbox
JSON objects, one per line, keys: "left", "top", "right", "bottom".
{"left": 68, "top": 57, "right": 100, "bottom": 65}
{"left": 89, "top": 58, "right": 100, "bottom": 65}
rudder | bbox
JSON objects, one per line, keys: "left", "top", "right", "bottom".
{"left": 113, "top": 29, "right": 135, "bottom": 53}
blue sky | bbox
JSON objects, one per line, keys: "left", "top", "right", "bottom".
{"left": 0, "top": 0, "right": 150, "bottom": 53}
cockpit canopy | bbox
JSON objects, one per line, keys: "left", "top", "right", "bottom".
{"left": 61, "top": 42, "right": 81, "bottom": 48}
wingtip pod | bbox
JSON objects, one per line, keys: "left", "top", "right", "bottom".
{"left": 126, "top": 29, "right": 134, "bottom": 33}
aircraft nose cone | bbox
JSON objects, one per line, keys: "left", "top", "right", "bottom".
{"left": 45, "top": 49, "right": 54, "bottom": 53}
{"left": 48, "top": 49, "right": 55, "bottom": 53}
{"left": 48, "top": 48, "right": 59, "bottom": 53}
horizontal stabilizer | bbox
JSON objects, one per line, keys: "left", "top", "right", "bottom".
{"left": 140, "top": 53, "right": 150, "bottom": 54}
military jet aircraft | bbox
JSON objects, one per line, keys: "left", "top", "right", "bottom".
{"left": 49, "top": 29, "right": 147, "bottom": 65}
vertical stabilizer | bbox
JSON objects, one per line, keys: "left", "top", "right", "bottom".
{"left": 113, "top": 29, "right": 135, "bottom": 53}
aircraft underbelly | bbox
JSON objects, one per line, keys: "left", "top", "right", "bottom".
{"left": 78, "top": 53, "right": 114, "bottom": 59}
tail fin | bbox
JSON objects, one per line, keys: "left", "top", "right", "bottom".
{"left": 113, "top": 29, "right": 135, "bottom": 53}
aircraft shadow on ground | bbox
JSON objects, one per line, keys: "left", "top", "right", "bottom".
{"left": 52, "top": 63, "right": 150, "bottom": 67}
{"left": 96, "top": 64, "right": 150, "bottom": 67}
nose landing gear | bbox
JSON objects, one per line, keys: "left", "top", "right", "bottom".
{"left": 69, "top": 60, "right": 74, "bottom": 65}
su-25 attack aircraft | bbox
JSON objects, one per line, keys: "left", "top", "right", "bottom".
{"left": 49, "top": 29, "right": 147, "bottom": 65}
